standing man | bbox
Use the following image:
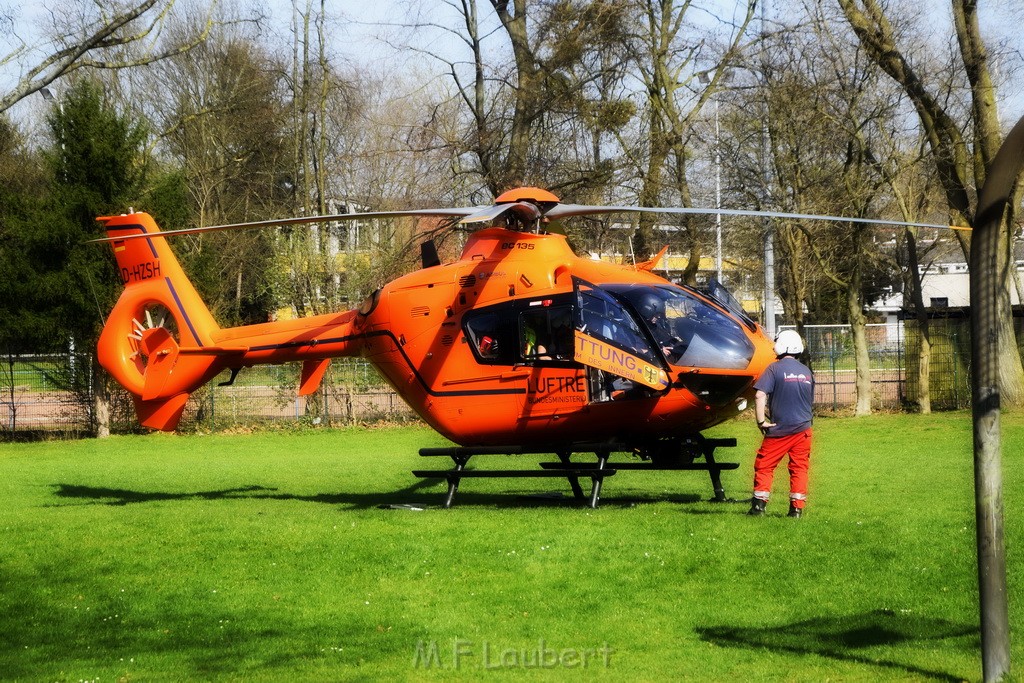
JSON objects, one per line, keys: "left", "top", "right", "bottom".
{"left": 748, "top": 329, "right": 814, "bottom": 518}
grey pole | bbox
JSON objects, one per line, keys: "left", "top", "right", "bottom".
{"left": 714, "top": 95, "right": 723, "bottom": 284}
{"left": 759, "top": 0, "right": 775, "bottom": 338}
{"left": 698, "top": 70, "right": 727, "bottom": 285}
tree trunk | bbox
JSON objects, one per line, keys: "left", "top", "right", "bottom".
{"left": 917, "top": 332, "right": 932, "bottom": 414}
{"left": 235, "top": 269, "right": 243, "bottom": 321}
{"left": 680, "top": 236, "right": 699, "bottom": 286}
{"left": 995, "top": 249, "right": 1024, "bottom": 403}
{"left": 94, "top": 392, "right": 110, "bottom": 439}
{"left": 779, "top": 224, "right": 808, "bottom": 332}
{"left": 671, "top": 148, "right": 700, "bottom": 286}
{"left": 974, "top": 204, "right": 1024, "bottom": 406}
{"left": 980, "top": 223, "right": 1024, "bottom": 407}
{"left": 905, "top": 228, "right": 931, "bottom": 413}
{"left": 93, "top": 363, "right": 110, "bottom": 439}
{"left": 635, "top": 103, "right": 668, "bottom": 261}
{"left": 491, "top": 0, "right": 538, "bottom": 188}
{"left": 847, "top": 281, "right": 872, "bottom": 416}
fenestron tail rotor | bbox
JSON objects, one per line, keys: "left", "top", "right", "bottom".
{"left": 127, "top": 303, "right": 179, "bottom": 376}
{"left": 129, "top": 308, "right": 170, "bottom": 342}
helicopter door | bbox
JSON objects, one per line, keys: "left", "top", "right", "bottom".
{"left": 573, "top": 278, "right": 670, "bottom": 401}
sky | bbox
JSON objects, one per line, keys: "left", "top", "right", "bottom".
{"left": 311, "top": 0, "right": 1024, "bottom": 125}
{"left": 2, "top": 0, "right": 1022, "bottom": 127}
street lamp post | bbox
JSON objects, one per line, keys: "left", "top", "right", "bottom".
{"left": 760, "top": 0, "right": 776, "bottom": 338}
{"left": 714, "top": 93, "right": 723, "bottom": 284}
{"left": 698, "top": 70, "right": 730, "bottom": 285}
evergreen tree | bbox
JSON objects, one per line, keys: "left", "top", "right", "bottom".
{"left": 0, "top": 115, "right": 51, "bottom": 433}
{"left": 29, "top": 79, "right": 149, "bottom": 435}
{"left": 1, "top": 116, "right": 54, "bottom": 335}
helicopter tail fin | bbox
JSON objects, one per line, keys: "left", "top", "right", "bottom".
{"left": 636, "top": 246, "right": 669, "bottom": 272}
{"left": 96, "top": 212, "right": 229, "bottom": 431}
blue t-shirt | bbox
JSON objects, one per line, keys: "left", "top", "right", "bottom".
{"left": 754, "top": 356, "right": 814, "bottom": 437}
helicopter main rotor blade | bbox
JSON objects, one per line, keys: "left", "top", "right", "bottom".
{"left": 545, "top": 203, "right": 971, "bottom": 231}
{"left": 90, "top": 198, "right": 970, "bottom": 246}
{"left": 89, "top": 206, "right": 488, "bottom": 243}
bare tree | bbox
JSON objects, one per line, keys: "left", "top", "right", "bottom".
{"left": 149, "top": 21, "right": 290, "bottom": 324}
{"left": 1, "top": 0, "right": 220, "bottom": 113}
{"left": 735, "top": 4, "right": 903, "bottom": 415}
{"left": 838, "top": 0, "right": 1024, "bottom": 407}
{"left": 382, "top": 1, "right": 636, "bottom": 198}
{"left": 868, "top": 131, "right": 947, "bottom": 414}
{"left": 627, "top": 0, "right": 755, "bottom": 276}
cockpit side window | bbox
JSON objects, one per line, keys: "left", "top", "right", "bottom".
{"left": 575, "top": 285, "right": 659, "bottom": 364}
{"left": 609, "top": 284, "right": 755, "bottom": 369}
{"left": 705, "top": 278, "right": 757, "bottom": 331}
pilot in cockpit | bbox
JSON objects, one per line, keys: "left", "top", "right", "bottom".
{"left": 635, "top": 292, "right": 687, "bottom": 364}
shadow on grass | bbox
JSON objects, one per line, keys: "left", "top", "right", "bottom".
{"left": 696, "top": 609, "right": 976, "bottom": 681}
{"left": 50, "top": 481, "right": 706, "bottom": 510}
{"left": 50, "top": 480, "right": 437, "bottom": 509}
{"left": 0, "top": 558, "right": 340, "bottom": 680}
{"left": 50, "top": 483, "right": 279, "bottom": 505}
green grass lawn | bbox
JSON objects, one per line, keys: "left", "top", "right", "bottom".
{"left": 1, "top": 412, "right": 1022, "bottom": 681}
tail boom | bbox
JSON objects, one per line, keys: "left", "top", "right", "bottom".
{"left": 97, "top": 212, "right": 365, "bottom": 431}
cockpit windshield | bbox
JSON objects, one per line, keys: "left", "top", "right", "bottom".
{"left": 607, "top": 284, "right": 755, "bottom": 369}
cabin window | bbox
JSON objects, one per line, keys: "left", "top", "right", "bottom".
{"left": 519, "top": 304, "right": 574, "bottom": 362}
{"left": 463, "top": 308, "right": 516, "bottom": 364}
{"left": 465, "top": 296, "right": 578, "bottom": 366}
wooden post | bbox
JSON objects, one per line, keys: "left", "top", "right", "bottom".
{"left": 969, "top": 113, "right": 1024, "bottom": 682}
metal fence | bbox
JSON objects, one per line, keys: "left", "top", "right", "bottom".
{"left": 787, "top": 321, "right": 972, "bottom": 412}
{"left": 0, "top": 356, "right": 417, "bottom": 437}
{"left": 182, "top": 381, "right": 419, "bottom": 430}
{"left": 0, "top": 319, "right": 992, "bottom": 436}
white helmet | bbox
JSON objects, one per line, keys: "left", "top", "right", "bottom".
{"left": 774, "top": 329, "right": 804, "bottom": 356}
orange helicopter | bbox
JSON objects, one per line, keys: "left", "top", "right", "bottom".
{"left": 93, "top": 187, "right": 961, "bottom": 506}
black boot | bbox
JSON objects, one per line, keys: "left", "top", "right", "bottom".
{"left": 787, "top": 504, "right": 802, "bottom": 518}
{"left": 748, "top": 498, "right": 766, "bottom": 516}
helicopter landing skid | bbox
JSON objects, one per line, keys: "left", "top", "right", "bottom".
{"left": 414, "top": 444, "right": 618, "bottom": 509}
{"left": 412, "top": 437, "right": 738, "bottom": 509}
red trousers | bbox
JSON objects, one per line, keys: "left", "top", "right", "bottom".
{"left": 753, "top": 428, "right": 812, "bottom": 509}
